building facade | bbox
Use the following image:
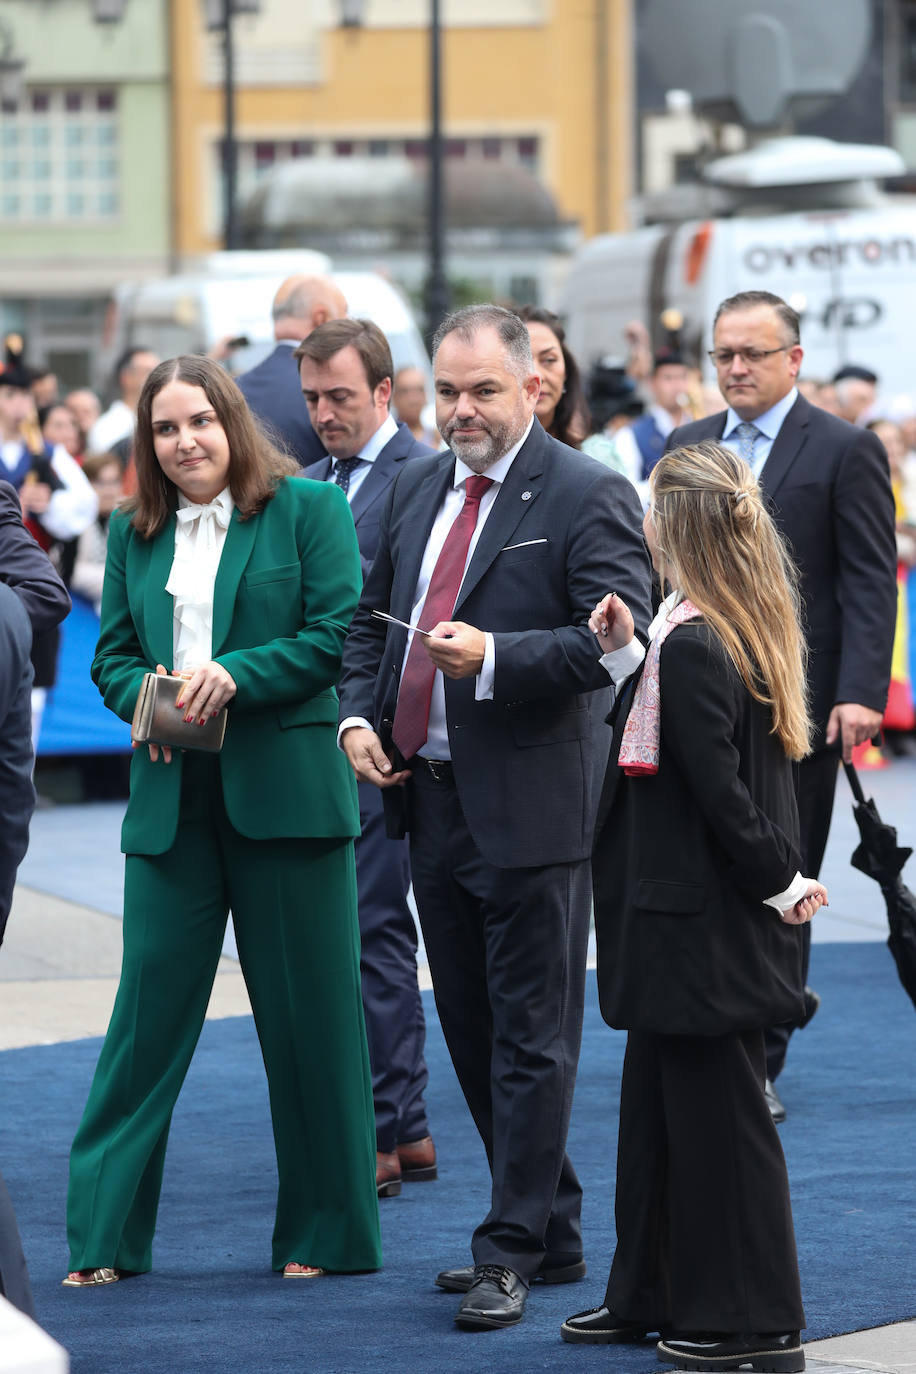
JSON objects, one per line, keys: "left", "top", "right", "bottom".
{"left": 0, "top": 0, "right": 171, "bottom": 389}
{"left": 171, "top": 0, "right": 633, "bottom": 300}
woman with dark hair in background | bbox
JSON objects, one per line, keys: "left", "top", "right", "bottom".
{"left": 562, "top": 441, "right": 826, "bottom": 1373}
{"left": 65, "top": 355, "right": 381, "bottom": 1287}
{"left": 515, "top": 305, "right": 588, "bottom": 448}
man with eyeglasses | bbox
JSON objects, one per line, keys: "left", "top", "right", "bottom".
{"left": 666, "top": 290, "right": 897, "bottom": 1122}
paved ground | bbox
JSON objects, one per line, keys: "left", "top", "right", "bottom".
{"left": 3, "top": 755, "right": 916, "bottom": 1371}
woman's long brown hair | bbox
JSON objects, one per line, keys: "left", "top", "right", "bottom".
{"left": 651, "top": 440, "right": 812, "bottom": 760}
{"left": 125, "top": 355, "right": 298, "bottom": 539}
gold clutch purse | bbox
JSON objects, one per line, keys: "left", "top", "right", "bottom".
{"left": 131, "top": 673, "right": 228, "bottom": 753}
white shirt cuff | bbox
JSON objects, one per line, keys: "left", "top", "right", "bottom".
{"left": 475, "top": 632, "right": 496, "bottom": 701}
{"left": 599, "top": 637, "right": 645, "bottom": 687}
{"left": 338, "top": 716, "right": 373, "bottom": 749}
{"left": 763, "top": 871, "right": 808, "bottom": 913}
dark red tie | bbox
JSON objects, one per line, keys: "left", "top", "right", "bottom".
{"left": 392, "top": 474, "right": 494, "bottom": 761}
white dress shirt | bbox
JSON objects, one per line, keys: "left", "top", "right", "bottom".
{"left": 166, "top": 488, "right": 234, "bottom": 671}
{"left": 88, "top": 398, "right": 134, "bottom": 455}
{"left": 597, "top": 590, "right": 808, "bottom": 913}
{"left": 329, "top": 412, "right": 398, "bottom": 504}
{"left": 339, "top": 417, "right": 535, "bottom": 759}
{"left": 1, "top": 441, "right": 98, "bottom": 541}
{"left": 720, "top": 387, "right": 798, "bottom": 478}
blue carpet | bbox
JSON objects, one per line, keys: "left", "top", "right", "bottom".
{"left": 2, "top": 942, "right": 915, "bottom": 1373}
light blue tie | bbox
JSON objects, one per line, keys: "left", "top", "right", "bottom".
{"left": 735, "top": 421, "right": 762, "bottom": 471}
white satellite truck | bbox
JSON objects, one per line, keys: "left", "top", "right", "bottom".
{"left": 561, "top": 138, "right": 916, "bottom": 395}
{"left": 101, "top": 250, "right": 432, "bottom": 384}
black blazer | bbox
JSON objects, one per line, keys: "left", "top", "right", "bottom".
{"left": 237, "top": 344, "right": 327, "bottom": 468}
{"left": 0, "top": 480, "right": 70, "bottom": 637}
{"left": 304, "top": 422, "right": 436, "bottom": 578}
{"left": 594, "top": 623, "right": 806, "bottom": 1038}
{"left": 0, "top": 582, "right": 35, "bottom": 943}
{"left": 668, "top": 396, "right": 898, "bottom": 739}
{"left": 338, "top": 420, "right": 653, "bottom": 869}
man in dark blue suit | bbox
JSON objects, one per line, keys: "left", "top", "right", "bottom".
{"left": 298, "top": 318, "right": 437, "bottom": 1197}
{"left": 665, "top": 291, "right": 897, "bottom": 1122}
{"left": 0, "top": 484, "right": 69, "bottom": 1313}
{"left": 237, "top": 275, "right": 347, "bottom": 466}
{"left": 338, "top": 306, "right": 652, "bottom": 1330}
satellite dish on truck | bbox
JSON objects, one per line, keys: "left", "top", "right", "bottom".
{"left": 643, "top": 0, "right": 871, "bottom": 129}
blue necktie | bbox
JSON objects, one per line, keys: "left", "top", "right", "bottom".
{"left": 735, "top": 421, "right": 762, "bottom": 471}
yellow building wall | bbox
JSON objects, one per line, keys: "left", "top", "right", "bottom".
{"left": 170, "top": 0, "right": 632, "bottom": 257}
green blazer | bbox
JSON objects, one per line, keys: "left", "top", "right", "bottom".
{"left": 93, "top": 476, "right": 362, "bottom": 856}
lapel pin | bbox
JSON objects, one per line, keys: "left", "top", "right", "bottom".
{"left": 521, "top": 490, "right": 532, "bottom": 501}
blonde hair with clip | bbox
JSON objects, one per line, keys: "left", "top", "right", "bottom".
{"left": 650, "top": 440, "right": 811, "bottom": 760}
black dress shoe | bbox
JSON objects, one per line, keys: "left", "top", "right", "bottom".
{"left": 657, "top": 1331, "right": 804, "bottom": 1372}
{"left": 454, "top": 1265, "right": 527, "bottom": 1329}
{"left": 436, "top": 1256, "right": 585, "bottom": 1292}
{"left": 796, "top": 987, "right": 820, "bottom": 1030}
{"left": 560, "top": 1305, "right": 649, "bottom": 1344}
{"left": 764, "top": 1078, "right": 787, "bottom": 1124}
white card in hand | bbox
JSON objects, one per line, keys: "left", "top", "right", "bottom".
{"left": 370, "top": 610, "right": 431, "bottom": 636}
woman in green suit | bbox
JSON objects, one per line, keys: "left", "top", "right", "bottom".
{"left": 65, "top": 356, "right": 381, "bottom": 1285}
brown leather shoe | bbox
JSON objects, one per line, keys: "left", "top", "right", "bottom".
{"left": 396, "top": 1135, "right": 437, "bottom": 1181}
{"left": 376, "top": 1149, "right": 403, "bottom": 1197}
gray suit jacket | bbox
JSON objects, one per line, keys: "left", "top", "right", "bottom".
{"left": 304, "top": 422, "right": 436, "bottom": 578}
{"left": 338, "top": 420, "right": 653, "bottom": 868}
{"left": 668, "top": 396, "right": 897, "bottom": 739}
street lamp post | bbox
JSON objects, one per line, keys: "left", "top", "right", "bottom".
{"left": 424, "top": 0, "right": 449, "bottom": 346}
{"left": 337, "top": 0, "right": 449, "bottom": 347}
{"left": 203, "top": 0, "right": 261, "bottom": 251}
{"left": 0, "top": 21, "right": 25, "bottom": 106}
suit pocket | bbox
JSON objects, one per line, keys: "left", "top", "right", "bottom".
{"left": 245, "top": 562, "right": 300, "bottom": 588}
{"left": 278, "top": 688, "right": 339, "bottom": 729}
{"left": 496, "top": 539, "right": 550, "bottom": 567}
{"left": 508, "top": 701, "right": 588, "bottom": 747}
{"left": 635, "top": 878, "right": 706, "bottom": 914}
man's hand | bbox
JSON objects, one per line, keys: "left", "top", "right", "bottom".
{"left": 780, "top": 880, "right": 828, "bottom": 925}
{"left": 588, "top": 592, "right": 634, "bottom": 651}
{"left": 424, "top": 621, "right": 486, "bottom": 679}
{"left": 341, "top": 726, "right": 411, "bottom": 788}
{"left": 20, "top": 481, "right": 52, "bottom": 517}
{"left": 825, "top": 702, "right": 883, "bottom": 764}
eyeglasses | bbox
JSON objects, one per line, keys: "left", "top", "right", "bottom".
{"left": 707, "top": 346, "right": 791, "bottom": 367}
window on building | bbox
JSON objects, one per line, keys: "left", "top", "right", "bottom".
{"left": 211, "top": 133, "right": 542, "bottom": 230}
{"left": 0, "top": 87, "right": 119, "bottom": 223}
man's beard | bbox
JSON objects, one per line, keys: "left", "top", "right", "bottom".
{"left": 443, "top": 416, "right": 520, "bottom": 473}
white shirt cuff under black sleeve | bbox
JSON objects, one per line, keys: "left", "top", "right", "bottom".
{"left": 763, "top": 871, "right": 808, "bottom": 913}
{"left": 599, "top": 637, "right": 645, "bottom": 688}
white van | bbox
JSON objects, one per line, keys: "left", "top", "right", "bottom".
{"left": 561, "top": 138, "right": 916, "bottom": 396}
{"left": 102, "top": 251, "right": 431, "bottom": 386}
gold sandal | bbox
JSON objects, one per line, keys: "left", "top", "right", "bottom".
{"left": 62, "top": 1267, "right": 120, "bottom": 1287}
{"left": 282, "top": 1262, "right": 325, "bottom": 1278}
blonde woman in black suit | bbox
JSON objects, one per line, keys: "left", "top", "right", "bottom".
{"left": 562, "top": 442, "right": 827, "bottom": 1373}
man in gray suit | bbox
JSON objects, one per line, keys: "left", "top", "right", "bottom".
{"left": 0, "top": 486, "right": 69, "bottom": 1314}
{"left": 0, "top": 583, "right": 39, "bottom": 1316}
{"left": 338, "top": 305, "right": 651, "bottom": 1331}
{"left": 237, "top": 275, "right": 346, "bottom": 466}
{"left": 298, "top": 319, "right": 437, "bottom": 1199}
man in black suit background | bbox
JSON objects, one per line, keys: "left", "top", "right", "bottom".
{"left": 666, "top": 291, "right": 897, "bottom": 1118}
{"left": 297, "top": 318, "right": 437, "bottom": 1198}
{"left": 237, "top": 274, "right": 346, "bottom": 467}
{"left": 338, "top": 305, "right": 652, "bottom": 1330}
{"left": 0, "top": 501, "right": 68, "bottom": 1316}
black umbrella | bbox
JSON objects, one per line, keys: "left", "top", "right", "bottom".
{"left": 843, "top": 760, "right": 916, "bottom": 1010}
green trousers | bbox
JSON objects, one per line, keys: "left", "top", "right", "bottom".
{"left": 66, "top": 755, "right": 381, "bottom": 1274}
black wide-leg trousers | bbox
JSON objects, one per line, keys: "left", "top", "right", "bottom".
{"left": 407, "top": 764, "right": 591, "bottom": 1281}
{"left": 605, "top": 1028, "right": 806, "bottom": 1335}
